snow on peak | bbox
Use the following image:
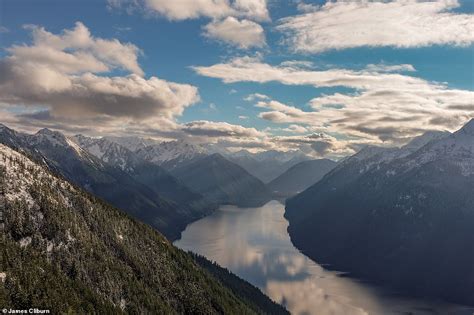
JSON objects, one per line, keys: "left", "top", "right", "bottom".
{"left": 35, "top": 128, "right": 68, "bottom": 146}
{"left": 405, "top": 120, "right": 474, "bottom": 175}
{"left": 137, "top": 140, "right": 207, "bottom": 165}
{"left": 33, "top": 129, "right": 85, "bottom": 157}
{"left": 402, "top": 130, "right": 450, "bottom": 151}
{"left": 352, "top": 145, "right": 392, "bottom": 161}
{"left": 457, "top": 118, "right": 474, "bottom": 136}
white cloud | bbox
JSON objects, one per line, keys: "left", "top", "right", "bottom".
{"left": 282, "top": 124, "right": 308, "bottom": 134}
{"left": 0, "top": 26, "right": 9, "bottom": 33}
{"left": 109, "top": 0, "right": 269, "bottom": 21}
{"left": 193, "top": 56, "right": 474, "bottom": 144}
{"left": 17, "top": 22, "right": 144, "bottom": 76}
{"left": 244, "top": 92, "right": 270, "bottom": 101}
{"left": 108, "top": 0, "right": 269, "bottom": 50}
{"left": 365, "top": 63, "right": 416, "bottom": 73}
{"left": 239, "top": 115, "right": 249, "bottom": 119}
{"left": 277, "top": 0, "right": 474, "bottom": 53}
{"left": 203, "top": 17, "right": 266, "bottom": 49}
{"left": 0, "top": 22, "right": 199, "bottom": 130}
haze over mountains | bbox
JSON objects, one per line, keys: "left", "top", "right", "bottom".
{"left": 268, "top": 159, "right": 337, "bottom": 197}
{"left": 285, "top": 119, "right": 474, "bottom": 305}
{"left": 172, "top": 153, "right": 272, "bottom": 207}
{"left": 226, "top": 150, "right": 311, "bottom": 183}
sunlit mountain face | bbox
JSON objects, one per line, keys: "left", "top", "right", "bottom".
{"left": 0, "top": 0, "right": 473, "bottom": 314}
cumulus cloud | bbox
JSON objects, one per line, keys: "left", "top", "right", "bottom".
{"left": 108, "top": 0, "right": 269, "bottom": 49}
{"left": 108, "top": 0, "right": 269, "bottom": 21}
{"left": 277, "top": 0, "right": 474, "bottom": 53}
{"left": 282, "top": 124, "right": 309, "bottom": 134}
{"left": 203, "top": 17, "right": 266, "bottom": 49}
{"left": 194, "top": 56, "right": 474, "bottom": 144}
{"left": 0, "top": 22, "right": 200, "bottom": 132}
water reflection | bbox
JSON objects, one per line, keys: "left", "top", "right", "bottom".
{"left": 175, "top": 201, "right": 472, "bottom": 315}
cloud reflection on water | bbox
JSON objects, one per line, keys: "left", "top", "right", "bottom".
{"left": 175, "top": 201, "right": 470, "bottom": 315}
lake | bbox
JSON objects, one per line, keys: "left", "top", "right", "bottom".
{"left": 174, "top": 201, "right": 473, "bottom": 315}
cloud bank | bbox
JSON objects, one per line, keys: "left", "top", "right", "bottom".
{"left": 277, "top": 0, "right": 474, "bottom": 53}
{"left": 193, "top": 56, "right": 474, "bottom": 144}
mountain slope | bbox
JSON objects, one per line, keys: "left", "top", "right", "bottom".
{"left": 268, "top": 159, "right": 337, "bottom": 197}
{"left": 0, "top": 125, "right": 203, "bottom": 240}
{"left": 0, "top": 143, "right": 288, "bottom": 314}
{"left": 285, "top": 121, "right": 474, "bottom": 305}
{"left": 172, "top": 153, "right": 272, "bottom": 207}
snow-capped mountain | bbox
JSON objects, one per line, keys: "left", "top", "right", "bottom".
{"left": 135, "top": 140, "right": 208, "bottom": 170}
{"left": 339, "top": 130, "right": 450, "bottom": 175}
{"left": 0, "top": 125, "right": 212, "bottom": 240}
{"left": 285, "top": 119, "right": 474, "bottom": 306}
{"left": 407, "top": 120, "right": 474, "bottom": 175}
{"left": 73, "top": 134, "right": 140, "bottom": 172}
{"left": 104, "top": 135, "right": 159, "bottom": 152}
{"left": 73, "top": 134, "right": 216, "bottom": 218}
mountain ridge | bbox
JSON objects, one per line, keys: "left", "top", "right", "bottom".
{"left": 285, "top": 119, "right": 474, "bottom": 305}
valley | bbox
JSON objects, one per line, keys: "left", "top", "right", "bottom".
{"left": 1, "top": 1, "right": 473, "bottom": 313}
{"left": 1, "top": 120, "right": 473, "bottom": 314}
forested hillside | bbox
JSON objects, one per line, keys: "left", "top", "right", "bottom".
{"left": 0, "top": 144, "right": 287, "bottom": 314}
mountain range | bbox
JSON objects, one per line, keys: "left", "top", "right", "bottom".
{"left": 285, "top": 119, "right": 474, "bottom": 305}
{"left": 0, "top": 124, "right": 276, "bottom": 239}
{"left": 0, "top": 143, "right": 288, "bottom": 314}
{"left": 0, "top": 125, "right": 209, "bottom": 240}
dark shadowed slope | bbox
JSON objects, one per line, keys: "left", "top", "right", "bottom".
{"left": 268, "top": 159, "right": 337, "bottom": 197}
{"left": 285, "top": 121, "right": 474, "bottom": 305}
{"left": 172, "top": 153, "right": 272, "bottom": 207}
{"left": 0, "top": 143, "right": 288, "bottom": 314}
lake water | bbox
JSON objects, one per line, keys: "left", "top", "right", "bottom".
{"left": 174, "top": 201, "right": 473, "bottom": 315}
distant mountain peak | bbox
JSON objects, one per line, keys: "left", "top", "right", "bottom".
{"left": 36, "top": 127, "right": 61, "bottom": 136}
{"left": 457, "top": 118, "right": 474, "bottom": 136}
{"left": 402, "top": 130, "right": 450, "bottom": 151}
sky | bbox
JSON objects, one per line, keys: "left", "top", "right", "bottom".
{"left": 0, "top": 0, "right": 473, "bottom": 158}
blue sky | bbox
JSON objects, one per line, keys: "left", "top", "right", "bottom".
{"left": 0, "top": 0, "right": 473, "bottom": 157}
